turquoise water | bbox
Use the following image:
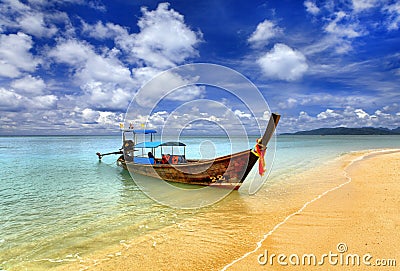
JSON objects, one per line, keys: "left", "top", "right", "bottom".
{"left": 0, "top": 135, "right": 399, "bottom": 270}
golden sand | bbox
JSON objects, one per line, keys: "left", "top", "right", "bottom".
{"left": 57, "top": 149, "right": 399, "bottom": 271}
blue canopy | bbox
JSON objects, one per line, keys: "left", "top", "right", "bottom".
{"left": 122, "top": 129, "right": 157, "bottom": 134}
{"left": 134, "top": 129, "right": 157, "bottom": 134}
{"left": 135, "top": 141, "right": 186, "bottom": 148}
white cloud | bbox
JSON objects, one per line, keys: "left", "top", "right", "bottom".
{"left": 1, "top": 0, "right": 30, "bottom": 13}
{"left": 0, "top": 0, "right": 59, "bottom": 38}
{"left": 81, "top": 81, "right": 132, "bottom": 110}
{"left": 30, "top": 95, "right": 58, "bottom": 109}
{"left": 374, "top": 109, "right": 390, "bottom": 118}
{"left": 123, "top": 2, "right": 202, "bottom": 69}
{"left": 81, "top": 108, "right": 100, "bottom": 121}
{"left": 19, "top": 12, "right": 58, "bottom": 37}
{"left": 0, "top": 88, "right": 24, "bottom": 110}
{"left": 322, "top": 11, "right": 366, "bottom": 53}
{"left": 284, "top": 93, "right": 373, "bottom": 109}
{"left": 248, "top": 20, "right": 282, "bottom": 48}
{"left": 11, "top": 75, "right": 46, "bottom": 95}
{"left": 317, "top": 109, "right": 340, "bottom": 119}
{"left": 49, "top": 38, "right": 133, "bottom": 84}
{"left": 383, "top": 2, "right": 400, "bottom": 31}
{"left": 352, "top": 0, "right": 379, "bottom": 13}
{"left": 304, "top": 1, "right": 320, "bottom": 15}
{"left": 165, "top": 85, "right": 205, "bottom": 102}
{"left": 87, "top": 1, "right": 107, "bottom": 12}
{"left": 97, "top": 111, "right": 121, "bottom": 126}
{"left": 0, "top": 87, "right": 57, "bottom": 111}
{"left": 299, "top": 111, "right": 314, "bottom": 121}
{"left": 0, "top": 32, "right": 40, "bottom": 78}
{"left": 325, "top": 11, "right": 363, "bottom": 39}
{"left": 131, "top": 66, "right": 161, "bottom": 86}
{"left": 257, "top": 43, "right": 308, "bottom": 81}
{"left": 234, "top": 109, "right": 251, "bottom": 119}
{"left": 77, "top": 53, "right": 132, "bottom": 84}
{"left": 81, "top": 20, "right": 128, "bottom": 40}
{"left": 354, "top": 108, "right": 369, "bottom": 118}
{"left": 48, "top": 39, "right": 92, "bottom": 66}
{"left": 49, "top": 39, "right": 134, "bottom": 109}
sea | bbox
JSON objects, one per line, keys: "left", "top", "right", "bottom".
{"left": 0, "top": 135, "right": 399, "bottom": 270}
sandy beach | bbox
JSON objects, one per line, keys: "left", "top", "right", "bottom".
{"left": 57, "top": 149, "right": 399, "bottom": 271}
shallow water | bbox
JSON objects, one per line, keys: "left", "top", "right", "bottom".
{"left": 0, "top": 135, "right": 399, "bottom": 270}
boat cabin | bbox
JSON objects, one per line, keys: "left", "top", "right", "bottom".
{"left": 121, "top": 129, "right": 187, "bottom": 165}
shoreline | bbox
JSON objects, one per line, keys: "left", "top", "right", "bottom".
{"left": 46, "top": 149, "right": 399, "bottom": 270}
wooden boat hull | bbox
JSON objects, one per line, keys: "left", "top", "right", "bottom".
{"left": 117, "top": 149, "right": 259, "bottom": 189}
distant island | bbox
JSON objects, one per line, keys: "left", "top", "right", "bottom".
{"left": 282, "top": 127, "right": 400, "bottom": 135}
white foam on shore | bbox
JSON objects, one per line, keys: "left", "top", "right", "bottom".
{"left": 220, "top": 149, "right": 400, "bottom": 271}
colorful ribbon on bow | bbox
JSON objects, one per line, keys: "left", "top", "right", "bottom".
{"left": 254, "top": 138, "right": 266, "bottom": 176}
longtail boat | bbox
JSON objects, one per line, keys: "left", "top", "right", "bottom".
{"left": 97, "top": 113, "right": 280, "bottom": 189}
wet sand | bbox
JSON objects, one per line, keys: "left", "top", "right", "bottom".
{"left": 57, "top": 149, "right": 399, "bottom": 271}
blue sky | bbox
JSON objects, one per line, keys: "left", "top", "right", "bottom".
{"left": 0, "top": 0, "right": 399, "bottom": 135}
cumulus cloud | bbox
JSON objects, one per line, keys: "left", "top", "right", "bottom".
{"left": 234, "top": 109, "right": 251, "bottom": 119}
{"left": 0, "top": 1, "right": 208, "bottom": 134}
{"left": 354, "top": 108, "right": 369, "bottom": 118}
{"left": 120, "top": 2, "right": 202, "bottom": 68}
{"left": 304, "top": 1, "right": 320, "bottom": 15}
{"left": 45, "top": 3, "right": 203, "bottom": 112}
{"left": 0, "top": 32, "right": 40, "bottom": 78}
{"left": 30, "top": 95, "right": 58, "bottom": 109}
{"left": 248, "top": 20, "right": 282, "bottom": 48}
{"left": 257, "top": 43, "right": 308, "bottom": 81}
{"left": 48, "top": 39, "right": 92, "bottom": 66}
{"left": 81, "top": 108, "right": 100, "bottom": 122}
{"left": 81, "top": 81, "right": 132, "bottom": 110}
{"left": 19, "top": 12, "right": 58, "bottom": 37}
{"left": 11, "top": 75, "right": 46, "bottom": 95}
{"left": 317, "top": 109, "right": 340, "bottom": 119}
{"left": 352, "top": 0, "right": 379, "bottom": 13}
{"left": 48, "top": 38, "right": 134, "bottom": 110}
{"left": 77, "top": 52, "right": 132, "bottom": 84}
{"left": 0, "top": 0, "right": 59, "bottom": 38}
{"left": 131, "top": 66, "right": 161, "bottom": 86}
{"left": 81, "top": 20, "right": 128, "bottom": 40}
{"left": 0, "top": 87, "right": 57, "bottom": 111}
{"left": 49, "top": 38, "right": 132, "bottom": 85}
{"left": 0, "top": 88, "right": 24, "bottom": 111}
